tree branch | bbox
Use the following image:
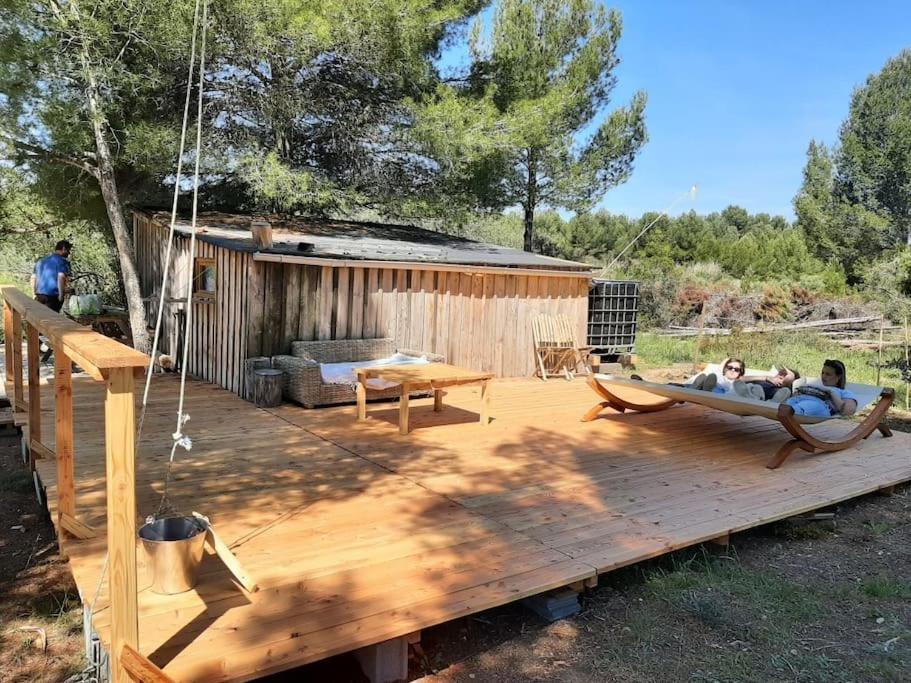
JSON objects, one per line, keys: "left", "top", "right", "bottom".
{"left": 1, "top": 135, "right": 100, "bottom": 179}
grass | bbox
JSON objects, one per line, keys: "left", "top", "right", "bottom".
{"left": 0, "top": 469, "right": 34, "bottom": 494}
{"left": 645, "top": 551, "right": 824, "bottom": 633}
{"left": 636, "top": 330, "right": 911, "bottom": 407}
{"left": 860, "top": 576, "right": 911, "bottom": 600}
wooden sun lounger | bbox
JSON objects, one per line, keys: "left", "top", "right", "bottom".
{"left": 583, "top": 374, "right": 894, "bottom": 469}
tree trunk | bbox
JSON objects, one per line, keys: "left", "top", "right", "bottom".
{"left": 74, "top": 3, "right": 150, "bottom": 353}
{"left": 523, "top": 204, "right": 535, "bottom": 253}
{"left": 523, "top": 150, "right": 538, "bottom": 253}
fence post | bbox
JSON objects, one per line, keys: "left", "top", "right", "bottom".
{"left": 105, "top": 367, "right": 138, "bottom": 683}
{"left": 26, "top": 322, "right": 41, "bottom": 470}
{"left": 11, "top": 309, "right": 24, "bottom": 412}
{"left": 55, "top": 346, "right": 75, "bottom": 527}
{"left": 3, "top": 299, "right": 12, "bottom": 380}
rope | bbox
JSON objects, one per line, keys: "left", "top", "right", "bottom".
{"left": 137, "top": 0, "right": 203, "bottom": 446}
{"left": 602, "top": 184, "right": 698, "bottom": 273}
{"left": 153, "top": 0, "right": 208, "bottom": 519}
{"left": 86, "top": 0, "right": 206, "bottom": 621}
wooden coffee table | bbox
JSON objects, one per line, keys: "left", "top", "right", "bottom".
{"left": 355, "top": 363, "right": 494, "bottom": 434}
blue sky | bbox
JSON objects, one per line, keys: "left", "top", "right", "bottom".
{"left": 440, "top": 1, "right": 911, "bottom": 219}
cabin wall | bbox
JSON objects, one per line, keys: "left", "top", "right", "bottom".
{"left": 244, "top": 260, "right": 589, "bottom": 379}
{"left": 134, "top": 213, "right": 251, "bottom": 394}
{"left": 135, "top": 212, "right": 590, "bottom": 396}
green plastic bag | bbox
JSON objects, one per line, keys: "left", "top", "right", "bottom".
{"left": 67, "top": 294, "right": 102, "bottom": 316}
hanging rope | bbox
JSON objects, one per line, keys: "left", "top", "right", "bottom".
{"left": 137, "top": 0, "right": 204, "bottom": 444}
{"left": 602, "top": 184, "right": 698, "bottom": 274}
{"left": 88, "top": 0, "right": 206, "bottom": 619}
{"left": 155, "top": 0, "right": 209, "bottom": 519}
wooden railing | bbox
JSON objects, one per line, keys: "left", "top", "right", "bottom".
{"left": 1, "top": 286, "right": 163, "bottom": 683}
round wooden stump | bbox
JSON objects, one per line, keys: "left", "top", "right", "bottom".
{"left": 243, "top": 356, "right": 271, "bottom": 401}
{"left": 253, "top": 368, "right": 284, "bottom": 408}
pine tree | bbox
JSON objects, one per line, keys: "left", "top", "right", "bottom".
{"left": 414, "top": 0, "right": 647, "bottom": 252}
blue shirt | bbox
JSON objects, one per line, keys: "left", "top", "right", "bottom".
{"left": 790, "top": 385, "right": 858, "bottom": 415}
{"left": 34, "top": 254, "right": 71, "bottom": 296}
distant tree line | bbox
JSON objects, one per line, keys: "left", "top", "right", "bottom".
{"left": 794, "top": 49, "right": 911, "bottom": 295}
{"left": 467, "top": 205, "right": 846, "bottom": 289}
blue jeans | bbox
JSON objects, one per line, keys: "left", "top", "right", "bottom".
{"left": 785, "top": 395, "right": 832, "bottom": 417}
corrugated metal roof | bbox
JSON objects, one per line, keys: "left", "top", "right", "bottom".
{"left": 139, "top": 210, "right": 594, "bottom": 272}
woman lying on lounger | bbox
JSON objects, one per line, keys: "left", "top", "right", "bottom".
{"left": 733, "top": 365, "right": 800, "bottom": 403}
{"left": 686, "top": 357, "right": 745, "bottom": 393}
{"left": 784, "top": 359, "right": 857, "bottom": 417}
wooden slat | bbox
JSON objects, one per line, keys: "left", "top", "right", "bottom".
{"left": 395, "top": 269, "right": 408, "bottom": 347}
{"left": 60, "top": 512, "right": 97, "bottom": 540}
{"left": 26, "top": 322, "right": 41, "bottom": 467}
{"left": 262, "top": 262, "right": 284, "bottom": 356}
{"left": 421, "top": 270, "right": 436, "bottom": 352}
{"left": 245, "top": 261, "right": 265, "bottom": 358}
{"left": 236, "top": 253, "right": 249, "bottom": 394}
{"left": 121, "top": 643, "right": 175, "bottom": 683}
{"left": 318, "top": 266, "right": 333, "bottom": 340}
{"left": 11, "top": 307, "right": 24, "bottom": 408}
{"left": 435, "top": 271, "right": 450, "bottom": 359}
{"left": 350, "top": 267, "right": 364, "bottom": 339}
{"left": 282, "top": 264, "right": 301, "bottom": 353}
{"left": 3, "top": 298, "right": 13, "bottom": 378}
{"left": 364, "top": 268, "right": 378, "bottom": 339}
{"left": 380, "top": 269, "right": 395, "bottom": 340}
{"left": 335, "top": 266, "right": 350, "bottom": 339}
{"left": 30, "top": 439, "right": 55, "bottom": 460}
{"left": 297, "top": 266, "right": 315, "bottom": 342}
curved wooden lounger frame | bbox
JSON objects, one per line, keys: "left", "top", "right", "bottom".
{"left": 768, "top": 388, "right": 894, "bottom": 469}
{"left": 583, "top": 376, "right": 895, "bottom": 470}
{"left": 582, "top": 375, "right": 680, "bottom": 421}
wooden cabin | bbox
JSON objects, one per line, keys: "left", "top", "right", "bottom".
{"left": 133, "top": 210, "right": 595, "bottom": 397}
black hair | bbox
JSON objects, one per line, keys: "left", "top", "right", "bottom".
{"left": 55, "top": 240, "right": 73, "bottom": 252}
{"left": 823, "top": 359, "right": 846, "bottom": 389}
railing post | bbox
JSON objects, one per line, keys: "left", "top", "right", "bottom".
{"left": 55, "top": 346, "right": 75, "bottom": 527}
{"left": 11, "top": 308, "right": 24, "bottom": 412}
{"left": 3, "top": 299, "right": 12, "bottom": 380}
{"left": 26, "top": 322, "right": 41, "bottom": 470}
{"left": 104, "top": 367, "right": 138, "bottom": 683}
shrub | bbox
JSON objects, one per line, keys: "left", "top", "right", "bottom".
{"left": 755, "top": 285, "right": 793, "bottom": 322}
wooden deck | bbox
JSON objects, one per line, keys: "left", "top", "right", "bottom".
{"left": 27, "top": 375, "right": 911, "bottom": 682}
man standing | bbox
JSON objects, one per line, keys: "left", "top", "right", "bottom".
{"left": 31, "top": 239, "right": 73, "bottom": 312}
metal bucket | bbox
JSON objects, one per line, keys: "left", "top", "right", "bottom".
{"left": 138, "top": 516, "right": 207, "bottom": 595}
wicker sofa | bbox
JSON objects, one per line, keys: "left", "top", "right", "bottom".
{"left": 271, "top": 338, "right": 444, "bottom": 408}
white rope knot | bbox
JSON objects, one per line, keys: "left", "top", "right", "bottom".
{"left": 174, "top": 434, "right": 193, "bottom": 451}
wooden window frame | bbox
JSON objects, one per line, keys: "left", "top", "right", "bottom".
{"left": 193, "top": 257, "right": 217, "bottom": 301}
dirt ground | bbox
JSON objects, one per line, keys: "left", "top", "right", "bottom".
{"left": 0, "top": 392, "right": 909, "bottom": 683}
{"left": 412, "top": 482, "right": 911, "bottom": 683}
{"left": 0, "top": 430, "right": 86, "bottom": 683}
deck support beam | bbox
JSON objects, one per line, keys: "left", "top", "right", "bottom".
{"left": 705, "top": 532, "right": 731, "bottom": 549}
{"left": 354, "top": 634, "right": 410, "bottom": 683}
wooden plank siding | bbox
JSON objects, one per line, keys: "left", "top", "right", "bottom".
{"left": 134, "top": 215, "right": 591, "bottom": 396}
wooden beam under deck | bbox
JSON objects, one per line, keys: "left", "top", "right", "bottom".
{"left": 31, "top": 375, "right": 911, "bottom": 682}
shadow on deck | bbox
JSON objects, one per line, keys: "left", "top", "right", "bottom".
{"left": 28, "top": 374, "right": 911, "bottom": 682}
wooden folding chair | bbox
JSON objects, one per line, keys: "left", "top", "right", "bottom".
{"left": 532, "top": 314, "right": 593, "bottom": 380}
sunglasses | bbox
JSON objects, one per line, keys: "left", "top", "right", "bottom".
{"left": 723, "top": 364, "right": 742, "bottom": 372}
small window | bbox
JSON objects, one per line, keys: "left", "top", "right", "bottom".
{"left": 194, "top": 258, "right": 217, "bottom": 299}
